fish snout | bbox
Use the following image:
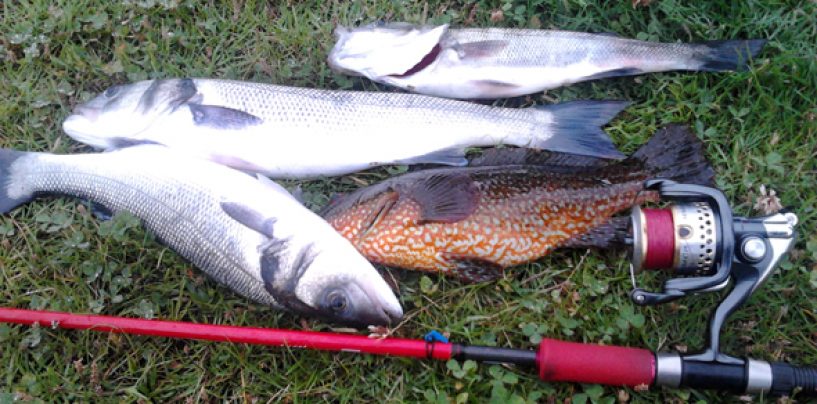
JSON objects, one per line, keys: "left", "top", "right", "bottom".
{"left": 326, "top": 49, "right": 356, "bottom": 75}
{"left": 379, "top": 299, "right": 404, "bottom": 325}
{"left": 361, "top": 281, "right": 404, "bottom": 326}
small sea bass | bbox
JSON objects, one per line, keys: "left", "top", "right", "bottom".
{"left": 328, "top": 23, "right": 766, "bottom": 99}
{"left": 62, "top": 78, "right": 630, "bottom": 179}
{"left": 321, "top": 125, "right": 714, "bottom": 282}
{"left": 0, "top": 145, "right": 402, "bottom": 326}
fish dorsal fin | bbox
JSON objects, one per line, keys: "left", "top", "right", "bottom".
{"left": 221, "top": 201, "right": 277, "bottom": 238}
{"left": 453, "top": 40, "right": 508, "bottom": 58}
{"left": 404, "top": 172, "right": 478, "bottom": 223}
{"left": 469, "top": 148, "right": 611, "bottom": 169}
{"left": 188, "top": 104, "right": 262, "bottom": 129}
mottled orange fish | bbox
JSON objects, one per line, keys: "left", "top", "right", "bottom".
{"left": 322, "top": 125, "right": 714, "bottom": 282}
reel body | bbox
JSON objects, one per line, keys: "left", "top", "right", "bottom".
{"left": 627, "top": 180, "right": 802, "bottom": 394}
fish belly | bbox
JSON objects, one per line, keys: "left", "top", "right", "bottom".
{"left": 8, "top": 149, "right": 277, "bottom": 306}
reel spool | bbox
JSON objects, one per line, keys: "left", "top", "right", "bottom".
{"left": 626, "top": 180, "right": 737, "bottom": 306}
{"left": 630, "top": 203, "right": 719, "bottom": 276}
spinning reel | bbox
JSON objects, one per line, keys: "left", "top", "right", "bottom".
{"left": 625, "top": 179, "right": 808, "bottom": 394}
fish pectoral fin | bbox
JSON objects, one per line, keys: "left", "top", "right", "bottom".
{"left": 406, "top": 173, "right": 478, "bottom": 223}
{"left": 454, "top": 40, "right": 508, "bottom": 58}
{"left": 188, "top": 104, "right": 263, "bottom": 129}
{"left": 583, "top": 67, "right": 644, "bottom": 81}
{"left": 209, "top": 155, "right": 267, "bottom": 174}
{"left": 84, "top": 200, "right": 114, "bottom": 221}
{"left": 220, "top": 201, "right": 277, "bottom": 238}
{"left": 254, "top": 174, "right": 302, "bottom": 202}
{"left": 443, "top": 253, "right": 504, "bottom": 283}
{"left": 561, "top": 216, "right": 630, "bottom": 249}
{"left": 107, "top": 137, "right": 161, "bottom": 149}
{"left": 471, "top": 80, "right": 521, "bottom": 94}
{"left": 289, "top": 185, "right": 305, "bottom": 204}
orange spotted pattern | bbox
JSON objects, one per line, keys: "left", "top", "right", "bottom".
{"left": 325, "top": 168, "right": 658, "bottom": 274}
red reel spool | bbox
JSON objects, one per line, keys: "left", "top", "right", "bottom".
{"left": 642, "top": 208, "right": 676, "bottom": 269}
{"left": 631, "top": 204, "right": 718, "bottom": 273}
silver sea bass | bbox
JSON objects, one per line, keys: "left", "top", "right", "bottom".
{"left": 0, "top": 145, "right": 403, "bottom": 326}
{"left": 61, "top": 78, "right": 630, "bottom": 179}
{"left": 328, "top": 23, "right": 766, "bottom": 99}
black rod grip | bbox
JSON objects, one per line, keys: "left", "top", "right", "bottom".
{"left": 770, "top": 362, "right": 817, "bottom": 396}
{"left": 680, "top": 361, "right": 746, "bottom": 392}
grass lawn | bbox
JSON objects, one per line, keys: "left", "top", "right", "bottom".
{"left": 1, "top": 0, "right": 816, "bottom": 402}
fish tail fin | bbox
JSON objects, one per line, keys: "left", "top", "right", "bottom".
{"left": 630, "top": 125, "right": 715, "bottom": 187}
{"left": 0, "top": 148, "right": 33, "bottom": 214}
{"left": 695, "top": 39, "right": 766, "bottom": 71}
{"left": 531, "top": 100, "right": 630, "bottom": 159}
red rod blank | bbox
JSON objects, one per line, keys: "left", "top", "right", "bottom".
{"left": 0, "top": 308, "right": 453, "bottom": 360}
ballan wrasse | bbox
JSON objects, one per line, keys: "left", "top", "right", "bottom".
{"left": 0, "top": 145, "right": 402, "bottom": 326}
{"left": 61, "top": 78, "right": 630, "bottom": 179}
{"left": 328, "top": 23, "right": 766, "bottom": 99}
{"left": 321, "top": 125, "right": 714, "bottom": 282}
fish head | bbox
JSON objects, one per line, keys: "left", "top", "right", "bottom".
{"left": 328, "top": 22, "right": 448, "bottom": 79}
{"left": 62, "top": 79, "right": 199, "bottom": 149}
{"left": 259, "top": 238, "right": 403, "bottom": 327}
{"left": 288, "top": 246, "right": 403, "bottom": 327}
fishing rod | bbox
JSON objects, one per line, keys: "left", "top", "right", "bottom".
{"left": 1, "top": 180, "right": 814, "bottom": 396}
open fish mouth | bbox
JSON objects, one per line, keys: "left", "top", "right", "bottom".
{"left": 363, "top": 281, "right": 403, "bottom": 325}
{"left": 388, "top": 44, "right": 442, "bottom": 78}
{"left": 328, "top": 23, "right": 448, "bottom": 79}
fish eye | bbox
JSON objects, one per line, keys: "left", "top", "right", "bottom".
{"left": 326, "top": 291, "right": 348, "bottom": 313}
{"left": 104, "top": 86, "right": 121, "bottom": 98}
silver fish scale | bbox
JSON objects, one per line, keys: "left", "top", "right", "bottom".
{"left": 198, "top": 79, "right": 539, "bottom": 133}
{"left": 450, "top": 29, "right": 700, "bottom": 67}
{"left": 14, "top": 153, "right": 279, "bottom": 307}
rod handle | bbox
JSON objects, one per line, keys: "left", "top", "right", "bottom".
{"left": 537, "top": 338, "right": 655, "bottom": 387}
{"left": 771, "top": 362, "right": 817, "bottom": 396}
